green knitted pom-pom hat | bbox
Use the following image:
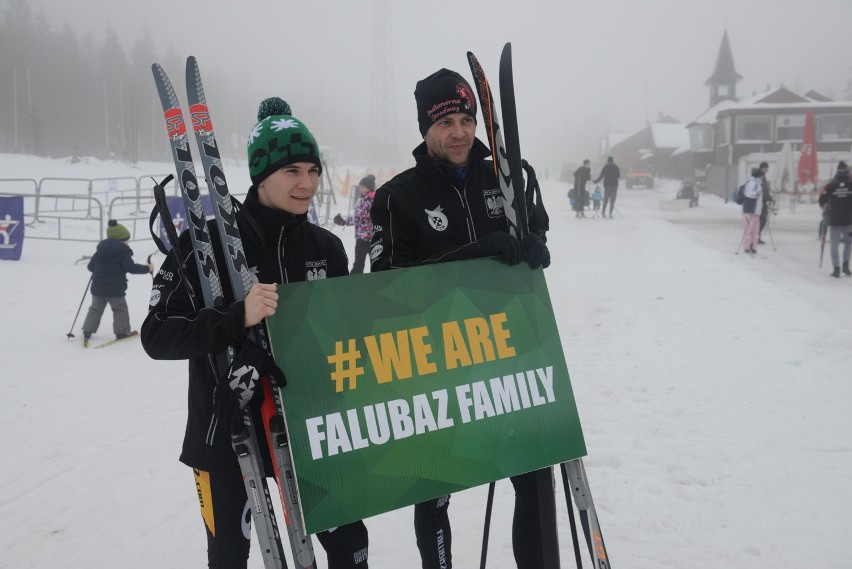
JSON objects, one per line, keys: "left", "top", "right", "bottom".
{"left": 246, "top": 97, "right": 322, "bottom": 186}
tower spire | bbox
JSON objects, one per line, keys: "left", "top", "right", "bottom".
{"left": 705, "top": 30, "right": 742, "bottom": 107}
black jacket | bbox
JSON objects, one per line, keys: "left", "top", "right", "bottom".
{"left": 594, "top": 162, "right": 620, "bottom": 188}
{"left": 141, "top": 187, "right": 349, "bottom": 470}
{"left": 88, "top": 239, "right": 150, "bottom": 297}
{"left": 370, "top": 139, "right": 546, "bottom": 270}
{"left": 819, "top": 171, "right": 852, "bottom": 227}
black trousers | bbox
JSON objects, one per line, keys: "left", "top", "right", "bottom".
{"left": 602, "top": 186, "right": 618, "bottom": 216}
{"left": 195, "top": 465, "right": 369, "bottom": 568}
{"left": 351, "top": 238, "right": 371, "bottom": 274}
{"left": 413, "top": 469, "right": 551, "bottom": 569}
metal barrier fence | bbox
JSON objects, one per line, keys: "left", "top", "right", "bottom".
{"left": 0, "top": 174, "right": 183, "bottom": 243}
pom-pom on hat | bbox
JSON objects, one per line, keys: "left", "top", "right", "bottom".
{"left": 359, "top": 174, "right": 376, "bottom": 192}
{"left": 414, "top": 69, "right": 477, "bottom": 136}
{"left": 247, "top": 97, "right": 322, "bottom": 186}
{"left": 106, "top": 219, "right": 130, "bottom": 241}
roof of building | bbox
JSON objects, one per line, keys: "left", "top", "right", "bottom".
{"left": 651, "top": 123, "right": 690, "bottom": 149}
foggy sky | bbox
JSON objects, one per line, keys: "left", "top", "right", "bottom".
{"left": 29, "top": 0, "right": 852, "bottom": 172}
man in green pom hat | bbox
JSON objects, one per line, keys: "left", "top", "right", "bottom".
{"left": 143, "top": 97, "right": 368, "bottom": 569}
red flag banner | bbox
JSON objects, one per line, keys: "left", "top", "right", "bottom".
{"left": 797, "top": 111, "right": 818, "bottom": 186}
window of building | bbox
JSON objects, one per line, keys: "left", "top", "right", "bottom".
{"left": 735, "top": 115, "right": 772, "bottom": 142}
{"left": 817, "top": 114, "right": 852, "bottom": 141}
{"left": 775, "top": 114, "right": 805, "bottom": 141}
{"left": 689, "top": 125, "right": 713, "bottom": 151}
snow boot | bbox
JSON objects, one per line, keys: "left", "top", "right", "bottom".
{"left": 831, "top": 266, "right": 841, "bottom": 278}
{"left": 843, "top": 262, "right": 851, "bottom": 276}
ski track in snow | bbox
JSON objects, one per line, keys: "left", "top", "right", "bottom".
{"left": 1, "top": 154, "right": 851, "bottom": 568}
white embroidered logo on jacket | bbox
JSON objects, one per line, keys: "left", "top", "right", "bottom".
{"left": 306, "top": 260, "right": 328, "bottom": 281}
{"left": 484, "top": 189, "right": 505, "bottom": 218}
{"left": 425, "top": 206, "right": 448, "bottom": 232}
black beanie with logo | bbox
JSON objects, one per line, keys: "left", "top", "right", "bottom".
{"left": 414, "top": 69, "right": 477, "bottom": 136}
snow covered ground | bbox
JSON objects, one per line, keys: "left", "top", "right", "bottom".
{"left": 2, "top": 154, "right": 851, "bottom": 568}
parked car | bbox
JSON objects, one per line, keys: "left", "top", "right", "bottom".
{"left": 626, "top": 164, "right": 654, "bottom": 189}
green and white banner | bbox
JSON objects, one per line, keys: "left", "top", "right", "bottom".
{"left": 266, "top": 258, "right": 586, "bottom": 534}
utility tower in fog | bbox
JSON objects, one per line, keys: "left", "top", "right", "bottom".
{"left": 369, "top": 0, "right": 399, "bottom": 167}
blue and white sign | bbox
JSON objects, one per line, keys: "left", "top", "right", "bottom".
{"left": 0, "top": 196, "right": 24, "bottom": 261}
{"left": 158, "top": 195, "right": 213, "bottom": 251}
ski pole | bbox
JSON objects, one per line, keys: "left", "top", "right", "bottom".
{"left": 765, "top": 216, "right": 777, "bottom": 251}
{"left": 560, "top": 463, "right": 584, "bottom": 569}
{"left": 66, "top": 276, "right": 92, "bottom": 338}
{"left": 479, "top": 482, "right": 496, "bottom": 569}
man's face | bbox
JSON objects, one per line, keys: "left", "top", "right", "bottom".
{"left": 424, "top": 112, "right": 476, "bottom": 168}
{"left": 257, "top": 162, "right": 320, "bottom": 215}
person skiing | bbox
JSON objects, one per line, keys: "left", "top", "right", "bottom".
{"left": 818, "top": 160, "right": 852, "bottom": 277}
{"left": 369, "top": 67, "right": 551, "bottom": 569}
{"left": 81, "top": 219, "right": 153, "bottom": 345}
{"left": 334, "top": 174, "right": 377, "bottom": 273}
{"left": 141, "top": 97, "right": 368, "bottom": 569}
{"left": 593, "top": 156, "right": 621, "bottom": 218}
{"left": 741, "top": 167, "right": 764, "bottom": 255}
{"left": 573, "top": 160, "right": 591, "bottom": 218}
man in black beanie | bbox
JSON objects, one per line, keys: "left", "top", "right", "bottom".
{"left": 370, "top": 67, "right": 551, "bottom": 569}
{"left": 757, "top": 161, "right": 774, "bottom": 243}
{"left": 819, "top": 160, "right": 852, "bottom": 277}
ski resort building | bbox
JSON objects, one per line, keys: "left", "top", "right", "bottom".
{"left": 602, "top": 30, "right": 852, "bottom": 197}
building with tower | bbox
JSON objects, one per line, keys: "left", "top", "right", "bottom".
{"left": 685, "top": 30, "right": 852, "bottom": 197}
{"left": 602, "top": 30, "right": 852, "bottom": 196}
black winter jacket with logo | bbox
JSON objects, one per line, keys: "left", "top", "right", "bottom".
{"left": 141, "top": 187, "right": 349, "bottom": 470}
{"left": 819, "top": 171, "right": 852, "bottom": 227}
{"left": 370, "top": 138, "right": 543, "bottom": 269}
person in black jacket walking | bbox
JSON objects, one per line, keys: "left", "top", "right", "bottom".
{"left": 593, "top": 156, "right": 621, "bottom": 218}
{"left": 572, "top": 159, "right": 591, "bottom": 218}
{"left": 370, "top": 67, "right": 551, "bottom": 569}
{"left": 141, "top": 97, "right": 368, "bottom": 569}
{"left": 81, "top": 219, "right": 153, "bottom": 343}
{"left": 757, "top": 161, "right": 774, "bottom": 244}
{"left": 818, "top": 160, "right": 852, "bottom": 277}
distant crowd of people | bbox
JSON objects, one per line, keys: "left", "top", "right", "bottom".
{"left": 568, "top": 156, "right": 621, "bottom": 218}
{"left": 736, "top": 158, "right": 852, "bottom": 280}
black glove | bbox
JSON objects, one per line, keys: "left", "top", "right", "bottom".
{"left": 333, "top": 213, "right": 346, "bottom": 226}
{"left": 215, "top": 342, "right": 286, "bottom": 434}
{"left": 523, "top": 234, "right": 550, "bottom": 269}
{"left": 478, "top": 231, "right": 523, "bottom": 265}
